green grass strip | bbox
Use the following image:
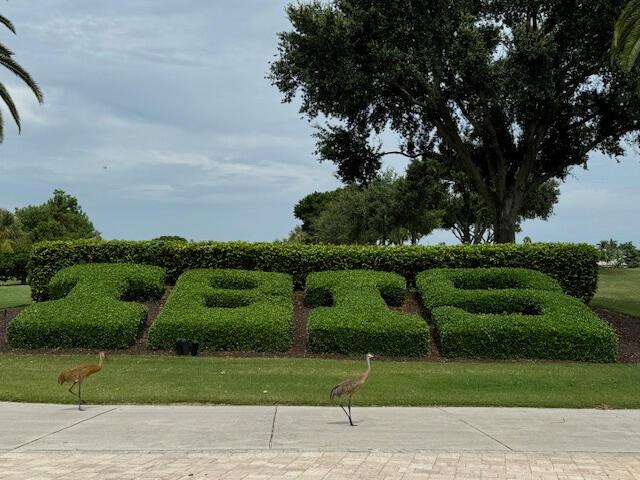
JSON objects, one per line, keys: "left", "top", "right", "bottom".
{"left": 0, "top": 285, "right": 32, "bottom": 308}
{"left": 592, "top": 268, "right": 640, "bottom": 318}
{"left": 0, "top": 355, "right": 638, "bottom": 408}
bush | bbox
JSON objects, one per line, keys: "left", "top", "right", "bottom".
{"left": 417, "top": 268, "right": 618, "bottom": 362}
{"left": 305, "top": 270, "right": 428, "bottom": 356}
{"left": 29, "top": 240, "right": 599, "bottom": 302}
{"left": 8, "top": 264, "right": 165, "bottom": 349}
{"left": 148, "top": 269, "right": 293, "bottom": 352}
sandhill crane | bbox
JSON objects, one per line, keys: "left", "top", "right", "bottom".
{"left": 330, "top": 353, "right": 374, "bottom": 426}
{"left": 58, "top": 352, "right": 105, "bottom": 411}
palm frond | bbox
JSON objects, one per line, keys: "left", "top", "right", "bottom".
{"left": 613, "top": 0, "right": 640, "bottom": 72}
{"left": 0, "top": 108, "right": 5, "bottom": 144}
{"left": 0, "top": 82, "right": 21, "bottom": 132}
{"left": 0, "top": 42, "right": 14, "bottom": 58}
{"left": 0, "top": 15, "right": 16, "bottom": 34}
{"left": 0, "top": 55, "right": 44, "bottom": 103}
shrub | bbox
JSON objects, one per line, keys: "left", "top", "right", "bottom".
{"left": 148, "top": 269, "right": 293, "bottom": 352}
{"left": 29, "top": 240, "right": 599, "bottom": 302}
{"left": 305, "top": 270, "right": 428, "bottom": 356}
{"left": 417, "top": 268, "right": 618, "bottom": 362}
{"left": 8, "top": 264, "right": 165, "bottom": 349}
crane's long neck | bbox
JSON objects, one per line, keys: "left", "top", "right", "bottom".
{"left": 362, "top": 356, "right": 371, "bottom": 381}
{"left": 97, "top": 355, "right": 104, "bottom": 369}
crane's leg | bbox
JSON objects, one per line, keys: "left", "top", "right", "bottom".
{"left": 78, "top": 382, "right": 84, "bottom": 411}
{"left": 347, "top": 397, "right": 354, "bottom": 427}
{"left": 339, "top": 404, "right": 351, "bottom": 425}
{"left": 68, "top": 382, "right": 81, "bottom": 403}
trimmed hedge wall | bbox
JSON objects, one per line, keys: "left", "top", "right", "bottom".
{"left": 8, "top": 263, "right": 165, "bottom": 349}
{"left": 417, "top": 268, "right": 618, "bottom": 363}
{"left": 305, "top": 270, "right": 428, "bottom": 356}
{"left": 148, "top": 269, "right": 293, "bottom": 352}
{"left": 28, "top": 240, "right": 599, "bottom": 302}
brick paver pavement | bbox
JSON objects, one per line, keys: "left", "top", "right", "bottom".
{"left": 1, "top": 450, "right": 639, "bottom": 480}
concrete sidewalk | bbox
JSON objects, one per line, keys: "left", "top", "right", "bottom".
{"left": 1, "top": 403, "right": 639, "bottom": 453}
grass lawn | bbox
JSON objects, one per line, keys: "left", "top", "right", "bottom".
{"left": 592, "top": 268, "right": 640, "bottom": 318}
{"left": 0, "top": 355, "right": 638, "bottom": 408}
{"left": 0, "top": 285, "right": 32, "bottom": 309}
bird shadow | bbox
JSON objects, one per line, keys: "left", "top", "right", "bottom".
{"left": 326, "top": 420, "right": 366, "bottom": 426}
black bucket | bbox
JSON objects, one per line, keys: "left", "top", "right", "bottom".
{"left": 175, "top": 338, "right": 190, "bottom": 356}
{"left": 190, "top": 341, "right": 199, "bottom": 356}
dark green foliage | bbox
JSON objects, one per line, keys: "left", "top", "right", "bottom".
{"left": 305, "top": 169, "right": 445, "bottom": 245}
{"left": 148, "top": 269, "right": 293, "bottom": 352}
{"left": 16, "top": 190, "right": 100, "bottom": 243}
{"left": 152, "top": 236, "right": 188, "bottom": 243}
{"left": 29, "top": 240, "right": 599, "bottom": 303}
{"left": 305, "top": 270, "right": 428, "bottom": 356}
{"left": 293, "top": 190, "right": 341, "bottom": 243}
{"left": 417, "top": 269, "right": 618, "bottom": 363}
{"left": 0, "top": 251, "right": 29, "bottom": 283}
{"left": 8, "top": 264, "right": 165, "bottom": 349}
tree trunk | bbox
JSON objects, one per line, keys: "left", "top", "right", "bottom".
{"left": 493, "top": 201, "right": 518, "bottom": 244}
{"left": 494, "top": 218, "right": 516, "bottom": 243}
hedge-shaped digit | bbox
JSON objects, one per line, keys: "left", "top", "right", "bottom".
{"left": 305, "top": 270, "right": 428, "bottom": 356}
{"left": 416, "top": 268, "right": 618, "bottom": 362}
{"left": 8, "top": 263, "right": 166, "bottom": 349}
{"left": 147, "top": 269, "right": 293, "bottom": 352}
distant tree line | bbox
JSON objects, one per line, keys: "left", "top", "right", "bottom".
{"left": 0, "top": 190, "right": 100, "bottom": 283}
{"left": 597, "top": 240, "right": 640, "bottom": 268}
{"left": 286, "top": 159, "right": 559, "bottom": 246}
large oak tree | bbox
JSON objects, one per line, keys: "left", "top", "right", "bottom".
{"left": 270, "top": 0, "right": 640, "bottom": 242}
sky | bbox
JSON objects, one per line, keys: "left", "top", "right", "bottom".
{"left": 0, "top": 1, "right": 638, "bottom": 245}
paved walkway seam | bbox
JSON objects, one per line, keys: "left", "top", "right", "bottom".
{"left": 11, "top": 407, "right": 118, "bottom": 452}
{"left": 437, "top": 407, "right": 514, "bottom": 451}
{"left": 268, "top": 405, "right": 278, "bottom": 449}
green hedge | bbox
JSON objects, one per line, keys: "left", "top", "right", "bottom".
{"left": 28, "top": 241, "right": 599, "bottom": 303}
{"left": 8, "top": 263, "right": 165, "bottom": 349}
{"left": 417, "top": 268, "right": 618, "bottom": 362}
{"left": 148, "top": 269, "right": 293, "bottom": 352}
{"left": 305, "top": 270, "right": 428, "bottom": 356}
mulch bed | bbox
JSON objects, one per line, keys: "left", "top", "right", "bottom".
{"left": 592, "top": 307, "right": 640, "bottom": 363}
{"left": 1, "top": 291, "right": 638, "bottom": 363}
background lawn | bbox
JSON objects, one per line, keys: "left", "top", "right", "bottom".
{"left": 0, "top": 355, "right": 638, "bottom": 408}
{"left": 592, "top": 268, "right": 640, "bottom": 318}
{"left": 0, "top": 285, "right": 32, "bottom": 309}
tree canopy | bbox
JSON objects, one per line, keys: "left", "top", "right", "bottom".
{"left": 15, "top": 190, "right": 100, "bottom": 243}
{"left": 271, "top": 0, "right": 640, "bottom": 243}
{"left": 293, "top": 169, "right": 445, "bottom": 245}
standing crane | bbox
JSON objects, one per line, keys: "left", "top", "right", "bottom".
{"left": 330, "top": 353, "right": 374, "bottom": 426}
{"left": 58, "top": 352, "right": 105, "bottom": 411}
